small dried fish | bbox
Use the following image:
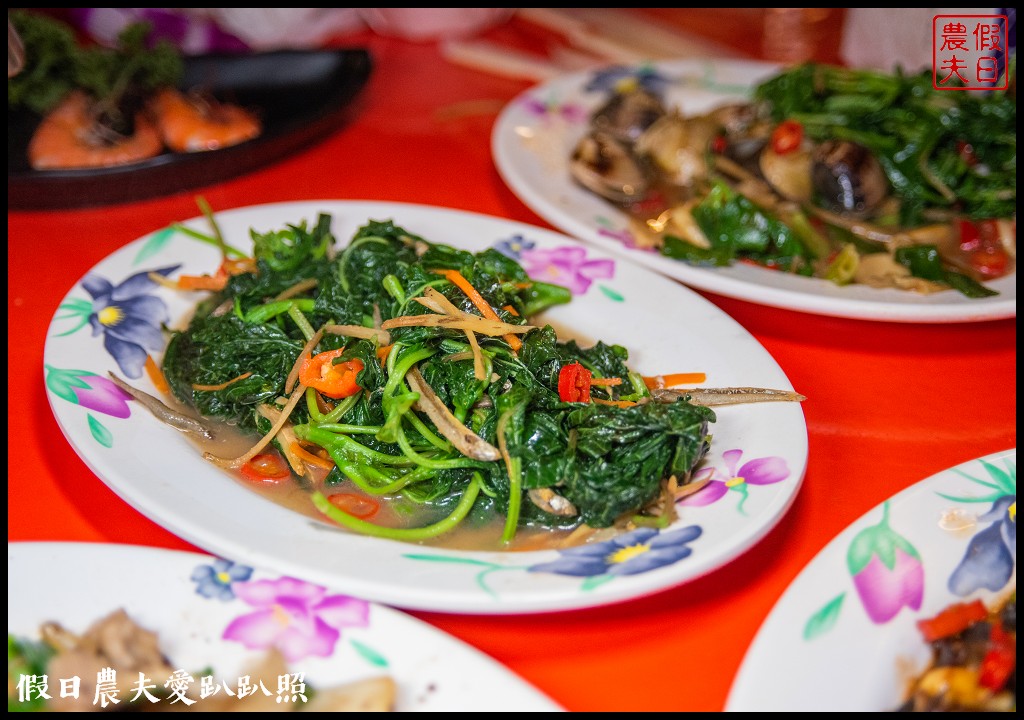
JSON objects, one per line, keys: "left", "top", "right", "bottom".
{"left": 528, "top": 487, "right": 578, "bottom": 516}
{"left": 406, "top": 367, "right": 501, "bottom": 461}
{"left": 107, "top": 372, "right": 214, "bottom": 439}
{"left": 651, "top": 386, "right": 806, "bottom": 407}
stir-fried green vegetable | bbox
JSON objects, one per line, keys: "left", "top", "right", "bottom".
{"left": 662, "top": 180, "right": 816, "bottom": 274}
{"left": 569, "top": 59, "right": 1015, "bottom": 298}
{"left": 754, "top": 60, "right": 1017, "bottom": 226}
{"left": 162, "top": 213, "right": 716, "bottom": 544}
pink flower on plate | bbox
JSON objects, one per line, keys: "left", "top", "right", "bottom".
{"left": 847, "top": 501, "right": 924, "bottom": 624}
{"left": 520, "top": 95, "right": 588, "bottom": 123}
{"left": 45, "top": 366, "right": 132, "bottom": 418}
{"left": 519, "top": 246, "right": 614, "bottom": 295}
{"left": 223, "top": 576, "right": 370, "bottom": 662}
{"left": 678, "top": 449, "right": 790, "bottom": 514}
{"left": 598, "top": 225, "right": 654, "bottom": 252}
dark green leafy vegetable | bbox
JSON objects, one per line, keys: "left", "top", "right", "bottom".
{"left": 481, "top": 389, "right": 714, "bottom": 529}
{"left": 893, "top": 246, "right": 998, "bottom": 298}
{"left": 578, "top": 59, "right": 1015, "bottom": 300}
{"left": 675, "top": 180, "right": 816, "bottom": 274}
{"left": 164, "top": 314, "right": 306, "bottom": 431}
{"left": 754, "top": 61, "right": 1016, "bottom": 225}
{"left": 163, "top": 213, "right": 717, "bottom": 544}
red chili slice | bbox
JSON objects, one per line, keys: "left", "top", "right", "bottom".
{"left": 558, "top": 362, "right": 592, "bottom": 403}
{"left": 770, "top": 119, "right": 804, "bottom": 155}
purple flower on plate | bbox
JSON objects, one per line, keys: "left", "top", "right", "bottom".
{"left": 597, "top": 225, "right": 652, "bottom": 252}
{"left": 679, "top": 449, "right": 790, "bottom": 514}
{"left": 492, "top": 234, "right": 536, "bottom": 260}
{"left": 520, "top": 94, "right": 588, "bottom": 123}
{"left": 81, "top": 265, "right": 180, "bottom": 379}
{"left": 191, "top": 558, "right": 254, "bottom": 601}
{"left": 519, "top": 246, "right": 614, "bottom": 294}
{"left": 847, "top": 501, "right": 924, "bottom": 624}
{"left": 528, "top": 525, "right": 702, "bottom": 578}
{"left": 44, "top": 366, "right": 132, "bottom": 418}
{"left": 223, "top": 576, "right": 370, "bottom": 662}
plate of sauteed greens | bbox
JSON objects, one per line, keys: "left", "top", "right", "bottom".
{"left": 492, "top": 58, "right": 1016, "bottom": 323}
{"left": 727, "top": 448, "right": 1016, "bottom": 712}
{"left": 43, "top": 199, "right": 807, "bottom": 614}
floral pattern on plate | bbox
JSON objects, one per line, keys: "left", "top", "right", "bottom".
{"left": 54, "top": 265, "right": 179, "bottom": 379}
{"left": 402, "top": 524, "right": 704, "bottom": 597}
{"left": 803, "top": 453, "right": 1016, "bottom": 640}
{"left": 727, "top": 448, "right": 1016, "bottom": 712}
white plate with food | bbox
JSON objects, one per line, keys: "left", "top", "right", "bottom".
{"left": 492, "top": 58, "right": 1016, "bottom": 323}
{"left": 726, "top": 448, "right": 1016, "bottom": 711}
{"left": 42, "top": 199, "right": 807, "bottom": 614}
{"left": 7, "top": 541, "right": 563, "bottom": 711}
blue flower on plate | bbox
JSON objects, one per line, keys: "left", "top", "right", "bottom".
{"left": 948, "top": 495, "right": 1016, "bottom": 595}
{"left": 583, "top": 64, "right": 673, "bottom": 97}
{"left": 492, "top": 234, "right": 536, "bottom": 260}
{"left": 528, "top": 525, "right": 702, "bottom": 578}
{"left": 191, "top": 558, "right": 254, "bottom": 601}
{"left": 939, "top": 455, "right": 1015, "bottom": 596}
{"left": 82, "top": 265, "right": 180, "bottom": 378}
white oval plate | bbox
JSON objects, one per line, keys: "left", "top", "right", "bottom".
{"left": 7, "top": 542, "right": 562, "bottom": 711}
{"left": 43, "top": 200, "right": 807, "bottom": 614}
{"left": 492, "top": 58, "right": 1016, "bottom": 323}
{"left": 726, "top": 448, "right": 1017, "bottom": 711}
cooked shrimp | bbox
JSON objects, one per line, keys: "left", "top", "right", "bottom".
{"left": 150, "top": 87, "right": 261, "bottom": 153}
{"left": 27, "top": 90, "right": 163, "bottom": 170}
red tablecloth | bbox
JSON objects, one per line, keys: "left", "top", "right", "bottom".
{"left": 7, "top": 10, "right": 1015, "bottom": 712}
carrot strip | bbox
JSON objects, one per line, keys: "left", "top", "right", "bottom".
{"left": 291, "top": 442, "right": 336, "bottom": 470}
{"left": 145, "top": 355, "right": 170, "bottom": 395}
{"left": 592, "top": 398, "right": 637, "bottom": 408}
{"left": 502, "top": 304, "right": 520, "bottom": 317}
{"left": 377, "top": 343, "right": 394, "bottom": 366}
{"left": 590, "top": 377, "right": 623, "bottom": 386}
{"left": 176, "top": 274, "right": 228, "bottom": 291}
{"left": 436, "top": 269, "right": 522, "bottom": 352}
{"left": 191, "top": 371, "right": 253, "bottom": 392}
{"left": 643, "top": 373, "right": 707, "bottom": 390}
{"left": 220, "top": 257, "right": 257, "bottom": 276}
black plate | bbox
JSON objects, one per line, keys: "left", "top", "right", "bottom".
{"left": 8, "top": 48, "right": 373, "bottom": 210}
